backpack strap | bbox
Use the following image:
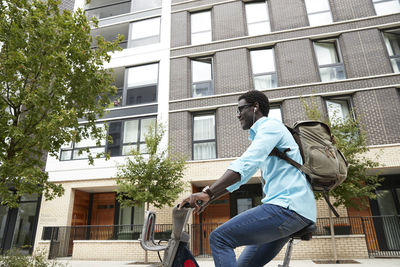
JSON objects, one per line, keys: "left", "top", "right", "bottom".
{"left": 323, "top": 192, "right": 340, "bottom": 217}
{"left": 269, "top": 148, "right": 306, "bottom": 173}
{"left": 270, "top": 148, "right": 341, "bottom": 218}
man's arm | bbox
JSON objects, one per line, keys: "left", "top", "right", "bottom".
{"left": 179, "top": 170, "right": 241, "bottom": 213}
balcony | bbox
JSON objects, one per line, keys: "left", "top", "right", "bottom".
{"left": 85, "top": 0, "right": 132, "bottom": 20}
{"left": 91, "top": 23, "right": 129, "bottom": 49}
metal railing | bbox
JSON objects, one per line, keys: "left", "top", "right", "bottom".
{"left": 43, "top": 215, "right": 400, "bottom": 258}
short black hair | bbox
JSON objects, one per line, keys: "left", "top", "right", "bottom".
{"left": 238, "top": 90, "right": 270, "bottom": 116}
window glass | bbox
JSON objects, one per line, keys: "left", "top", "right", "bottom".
{"left": 11, "top": 202, "right": 38, "bottom": 254}
{"left": 0, "top": 205, "right": 8, "bottom": 248}
{"left": 314, "top": 40, "right": 346, "bottom": 82}
{"left": 118, "top": 206, "right": 132, "bottom": 225}
{"left": 133, "top": 205, "right": 145, "bottom": 225}
{"left": 192, "top": 59, "right": 212, "bottom": 82}
{"left": 132, "top": 0, "right": 162, "bottom": 12}
{"left": 193, "top": 114, "right": 216, "bottom": 160}
{"left": 123, "top": 120, "right": 139, "bottom": 144}
{"left": 127, "top": 64, "right": 158, "bottom": 88}
{"left": 192, "top": 58, "right": 213, "bottom": 97}
{"left": 126, "top": 63, "right": 158, "bottom": 106}
{"left": 314, "top": 42, "right": 339, "bottom": 65}
{"left": 140, "top": 118, "right": 156, "bottom": 141}
{"left": 191, "top": 11, "right": 212, "bottom": 45}
{"left": 305, "top": 0, "right": 332, "bottom": 26}
{"left": 383, "top": 31, "right": 400, "bottom": 73}
{"left": 250, "top": 49, "right": 277, "bottom": 89}
{"left": 373, "top": 0, "right": 400, "bottom": 15}
{"left": 85, "top": 0, "right": 131, "bottom": 19}
{"left": 130, "top": 17, "right": 160, "bottom": 47}
{"left": 250, "top": 49, "right": 275, "bottom": 73}
{"left": 237, "top": 198, "right": 253, "bottom": 214}
{"left": 326, "top": 99, "right": 351, "bottom": 123}
{"left": 245, "top": 2, "right": 270, "bottom": 36}
{"left": 269, "top": 107, "right": 282, "bottom": 121}
{"left": 193, "top": 115, "right": 215, "bottom": 141}
{"left": 376, "top": 190, "right": 397, "bottom": 215}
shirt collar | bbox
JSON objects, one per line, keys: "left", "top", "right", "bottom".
{"left": 249, "top": 116, "right": 268, "bottom": 141}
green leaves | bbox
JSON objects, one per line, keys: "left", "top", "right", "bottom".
{"left": 116, "top": 124, "right": 186, "bottom": 209}
{"left": 0, "top": 0, "right": 120, "bottom": 207}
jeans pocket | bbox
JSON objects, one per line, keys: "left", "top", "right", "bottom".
{"left": 277, "top": 209, "right": 308, "bottom": 237}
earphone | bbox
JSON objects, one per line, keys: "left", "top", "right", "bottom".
{"left": 254, "top": 108, "right": 257, "bottom": 112}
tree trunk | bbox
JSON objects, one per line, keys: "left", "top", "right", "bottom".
{"left": 328, "top": 201, "right": 338, "bottom": 263}
{"left": 145, "top": 202, "right": 149, "bottom": 263}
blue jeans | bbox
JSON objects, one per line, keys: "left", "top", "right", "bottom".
{"left": 209, "top": 203, "right": 313, "bottom": 267}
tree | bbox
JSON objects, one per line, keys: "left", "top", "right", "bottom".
{"left": 116, "top": 123, "right": 186, "bottom": 211}
{"left": 302, "top": 97, "right": 382, "bottom": 210}
{"left": 0, "top": 0, "right": 122, "bottom": 207}
{"left": 302, "top": 97, "right": 383, "bottom": 262}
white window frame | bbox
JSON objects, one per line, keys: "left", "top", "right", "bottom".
{"left": 124, "top": 63, "right": 159, "bottom": 106}
{"left": 325, "top": 97, "right": 354, "bottom": 125}
{"left": 245, "top": 1, "right": 271, "bottom": 36}
{"left": 372, "top": 0, "right": 400, "bottom": 16}
{"left": 383, "top": 29, "right": 400, "bottom": 73}
{"left": 191, "top": 57, "right": 214, "bottom": 98}
{"left": 250, "top": 48, "right": 277, "bottom": 90}
{"left": 304, "top": 0, "right": 333, "bottom": 26}
{"left": 130, "top": 17, "right": 161, "bottom": 47}
{"left": 313, "top": 39, "right": 346, "bottom": 82}
{"left": 192, "top": 113, "right": 217, "bottom": 160}
{"left": 191, "top": 11, "right": 212, "bottom": 45}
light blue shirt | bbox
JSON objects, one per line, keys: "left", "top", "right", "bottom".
{"left": 227, "top": 117, "right": 316, "bottom": 222}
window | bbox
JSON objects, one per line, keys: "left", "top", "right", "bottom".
{"left": 193, "top": 114, "right": 216, "bottom": 160}
{"left": 245, "top": 1, "right": 270, "bottom": 36}
{"left": 383, "top": 29, "right": 400, "bottom": 73}
{"left": 126, "top": 63, "right": 158, "bottom": 106}
{"left": 304, "top": 0, "right": 333, "bottom": 26}
{"left": 325, "top": 97, "right": 352, "bottom": 124}
{"left": 60, "top": 125, "right": 106, "bottom": 160}
{"left": 60, "top": 117, "right": 156, "bottom": 160}
{"left": 191, "top": 11, "right": 212, "bottom": 45}
{"left": 314, "top": 40, "right": 346, "bottom": 82}
{"left": 85, "top": 0, "right": 132, "bottom": 19}
{"left": 132, "top": 0, "right": 162, "bottom": 12}
{"left": 108, "top": 117, "right": 156, "bottom": 156}
{"left": 269, "top": 106, "right": 282, "bottom": 121}
{"left": 372, "top": 0, "right": 400, "bottom": 16}
{"left": 250, "top": 49, "right": 277, "bottom": 89}
{"left": 130, "top": 17, "right": 160, "bottom": 47}
{"left": 191, "top": 58, "right": 213, "bottom": 97}
{"left": 118, "top": 205, "right": 144, "bottom": 225}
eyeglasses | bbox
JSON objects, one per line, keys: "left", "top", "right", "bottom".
{"left": 236, "top": 104, "right": 253, "bottom": 115}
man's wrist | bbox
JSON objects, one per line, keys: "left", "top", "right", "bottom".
{"left": 202, "top": 186, "right": 214, "bottom": 200}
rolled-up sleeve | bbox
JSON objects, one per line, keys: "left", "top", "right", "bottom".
{"left": 226, "top": 121, "right": 283, "bottom": 192}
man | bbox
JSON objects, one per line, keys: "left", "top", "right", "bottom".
{"left": 179, "top": 90, "right": 316, "bottom": 267}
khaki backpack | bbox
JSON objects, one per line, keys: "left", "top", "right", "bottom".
{"left": 270, "top": 120, "right": 348, "bottom": 217}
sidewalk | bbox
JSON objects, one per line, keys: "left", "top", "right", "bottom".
{"left": 56, "top": 258, "right": 400, "bottom": 267}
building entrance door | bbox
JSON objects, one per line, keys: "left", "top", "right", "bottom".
{"left": 193, "top": 194, "right": 230, "bottom": 256}
{"left": 90, "top": 192, "right": 116, "bottom": 240}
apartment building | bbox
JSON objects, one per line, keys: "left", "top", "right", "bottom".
{"left": 13, "top": 0, "right": 398, "bottom": 261}
{"left": 31, "top": 0, "right": 173, "bottom": 260}
{"left": 169, "top": 0, "right": 400, "bottom": 259}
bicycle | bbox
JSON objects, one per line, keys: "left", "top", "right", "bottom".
{"left": 139, "top": 203, "right": 316, "bottom": 267}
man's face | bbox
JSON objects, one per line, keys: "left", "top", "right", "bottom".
{"left": 237, "top": 99, "right": 254, "bottom": 130}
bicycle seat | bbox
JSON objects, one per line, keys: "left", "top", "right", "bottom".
{"left": 290, "top": 223, "right": 316, "bottom": 240}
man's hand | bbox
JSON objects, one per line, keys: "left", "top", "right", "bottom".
{"left": 179, "top": 192, "right": 210, "bottom": 214}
